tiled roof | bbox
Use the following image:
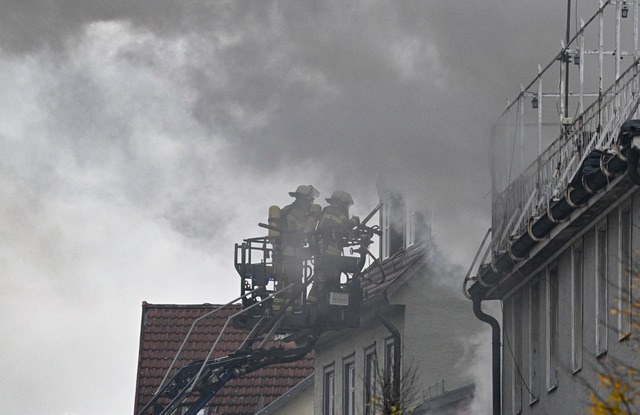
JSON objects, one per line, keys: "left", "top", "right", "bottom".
{"left": 134, "top": 303, "right": 314, "bottom": 415}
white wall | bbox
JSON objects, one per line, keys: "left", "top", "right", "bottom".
{"left": 273, "top": 384, "right": 315, "bottom": 415}
{"left": 313, "top": 249, "right": 482, "bottom": 415}
{"left": 501, "top": 188, "right": 640, "bottom": 414}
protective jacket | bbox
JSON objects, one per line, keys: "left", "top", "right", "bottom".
{"left": 274, "top": 199, "right": 315, "bottom": 295}
{"left": 279, "top": 201, "right": 311, "bottom": 255}
{"left": 317, "top": 204, "right": 354, "bottom": 255}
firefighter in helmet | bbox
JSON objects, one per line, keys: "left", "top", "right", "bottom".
{"left": 274, "top": 185, "right": 320, "bottom": 308}
{"left": 313, "top": 190, "right": 356, "bottom": 305}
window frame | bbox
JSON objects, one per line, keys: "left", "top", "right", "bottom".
{"left": 363, "top": 344, "right": 377, "bottom": 415}
{"left": 571, "top": 239, "right": 584, "bottom": 373}
{"left": 618, "top": 203, "right": 632, "bottom": 340}
{"left": 596, "top": 220, "right": 608, "bottom": 357}
{"left": 511, "top": 293, "right": 523, "bottom": 414}
{"left": 381, "top": 196, "right": 390, "bottom": 259}
{"left": 323, "top": 364, "right": 336, "bottom": 415}
{"left": 384, "top": 337, "right": 396, "bottom": 395}
{"left": 545, "top": 263, "right": 559, "bottom": 391}
{"left": 407, "top": 202, "right": 417, "bottom": 247}
{"left": 529, "top": 276, "right": 541, "bottom": 404}
{"left": 343, "top": 355, "right": 356, "bottom": 415}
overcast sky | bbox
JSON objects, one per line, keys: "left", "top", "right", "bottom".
{"left": 0, "top": 1, "right": 584, "bottom": 413}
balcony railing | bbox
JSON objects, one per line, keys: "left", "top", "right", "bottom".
{"left": 491, "top": 60, "right": 640, "bottom": 255}
{"left": 487, "top": 0, "right": 640, "bottom": 257}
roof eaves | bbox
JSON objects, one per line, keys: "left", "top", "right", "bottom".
{"left": 413, "top": 383, "right": 475, "bottom": 414}
{"left": 138, "top": 302, "right": 224, "bottom": 310}
{"left": 362, "top": 239, "right": 430, "bottom": 300}
{"left": 385, "top": 258, "right": 428, "bottom": 299}
{"left": 133, "top": 302, "right": 149, "bottom": 414}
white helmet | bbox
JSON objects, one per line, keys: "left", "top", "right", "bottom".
{"left": 289, "top": 185, "right": 320, "bottom": 199}
{"left": 326, "top": 190, "right": 354, "bottom": 206}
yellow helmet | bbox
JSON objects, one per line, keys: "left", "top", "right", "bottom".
{"left": 289, "top": 185, "right": 320, "bottom": 200}
{"left": 325, "top": 190, "right": 354, "bottom": 206}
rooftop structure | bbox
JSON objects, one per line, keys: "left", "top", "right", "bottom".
{"left": 464, "top": 2, "right": 640, "bottom": 414}
{"left": 465, "top": 0, "right": 640, "bottom": 300}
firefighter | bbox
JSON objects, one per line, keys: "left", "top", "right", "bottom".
{"left": 313, "top": 190, "right": 356, "bottom": 305}
{"left": 273, "top": 185, "right": 320, "bottom": 309}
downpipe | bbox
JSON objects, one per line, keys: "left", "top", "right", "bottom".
{"left": 472, "top": 296, "right": 501, "bottom": 415}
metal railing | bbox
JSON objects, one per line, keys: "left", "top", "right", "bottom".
{"left": 492, "top": 59, "right": 640, "bottom": 254}
{"left": 488, "top": 0, "right": 640, "bottom": 256}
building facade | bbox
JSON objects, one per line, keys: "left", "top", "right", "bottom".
{"left": 466, "top": 3, "right": 640, "bottom": 414}
{"left": 313, "top": 190, "right": 479, "bottom": 415}
{"left": 500, "top": 188, "right": 639, "bottom": 414}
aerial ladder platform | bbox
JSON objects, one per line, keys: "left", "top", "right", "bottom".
{"left": 137, "top": 203, "right": 382, "bottom": 415}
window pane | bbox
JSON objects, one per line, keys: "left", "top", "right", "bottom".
{"left": 546, "top": 265, "right": 558, "bottom": 390}
{"left": 572, "top": 241, "right": 583, "bottom": 372}
{"left": 324, "top": 365, "right": 335, "bottom": 415}
{"left": 596, "top": 222, "right": 608, "bottom": 356}
{"left": 620, "top": 207, "right": 632, "bottom": 339}
{"left": 529, "top": 277, "right": 540, "bottom": 402}
{"left": 512, "top": 294, "right": 522, "bottom": 413}
{"left": 364, "top": 347, "right": 377, "bottom": 415}
{"left": 343, "top": 357, "right": 355, "bottom": 415}
{"left": 385, "top": 340, "right": 395, "bottom": 389}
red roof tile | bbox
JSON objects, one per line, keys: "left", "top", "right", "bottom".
{"left": 134, "top": 303, "right": 314, "bottom": 415}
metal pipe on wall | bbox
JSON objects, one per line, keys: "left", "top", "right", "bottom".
{"left": 472, "top": 296, "right": 501, "bottom": 415}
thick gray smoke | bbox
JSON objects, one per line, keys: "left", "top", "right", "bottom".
{"left": 0, "top": 0, "right": 587, "bottom": 413}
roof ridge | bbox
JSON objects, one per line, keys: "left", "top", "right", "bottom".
{"left": 141, "top": 302, "right": 241, "bottom": 309}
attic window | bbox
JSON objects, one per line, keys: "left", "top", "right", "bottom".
{"left": 406, "top": 203, "right": 430, "bottom": 247}
{"left": 380, "top": 192, "right": 405, "bottom": 260}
